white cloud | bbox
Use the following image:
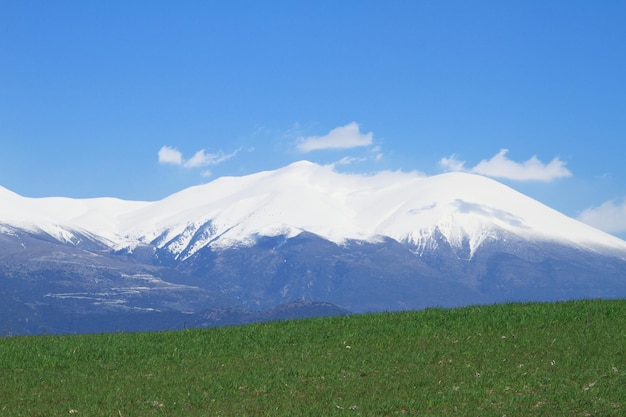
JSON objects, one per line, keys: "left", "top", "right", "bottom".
{"left": 158, "top": 145, "right": 183, "bottom": 165}
{"left": 439, "top": 149, "right": 572, "bottom": 181}
{"left": 183, "top": 148, "right": 240, "bottom": 168}
{"left": 439, "top": 154, "right": 466, "bottom": 172}
{"left": 328, "top": 144, "right": 385, "bottom": 168}
{"left": 334, "top": 156, "right": 366, "bottom": 166}
{"left": 158, "top": 146, "right": 241, "bottom": 168}
{"left": 577, "top": 199, "right": 626, "bottom": 234}
{"left": 369, "top": 145, "right": 384, "bottom": 161}
{"left": 296, "top": 122, "right": 373, "bottom": 152}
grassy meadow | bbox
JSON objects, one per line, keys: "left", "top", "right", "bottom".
{"left": 1, "top": 299, "right": 625, "bottom": 416}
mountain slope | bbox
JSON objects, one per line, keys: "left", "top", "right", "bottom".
{"left": 122, "top": 161, "right": 626, "bottom": 259}
{"left": 1, "top": 161, "right": 626, "bottom": 335}
{"left": 5, "top": 161, "right": 622, "bottom": 257}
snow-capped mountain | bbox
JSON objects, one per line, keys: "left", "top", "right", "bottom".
{"left": 2, "top": 161, "right": 626, "bottom": 335}
{"left": 3, "top": 160, "right": 625, "bottom": 258}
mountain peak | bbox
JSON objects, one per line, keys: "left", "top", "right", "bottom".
{"left": 2, "top": 162, "right": 626, "bottom": 258}
{"left": 4, "top": 162, "right": 626, "bottom": 335}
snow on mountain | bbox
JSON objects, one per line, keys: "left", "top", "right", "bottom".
{"left": 2, "top": 161, "right": 626, "bottom": 258}
{"left": 0, "top": 184, "right": 149, "bottom": 246}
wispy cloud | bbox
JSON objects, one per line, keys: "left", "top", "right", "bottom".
{"left": 158, "top": 146, "right": 241, "bottom": 169}
{"left": 296, "top": 122, "right": 373, "bottom": 152}
{"left": 578, "top": 199, "right": 626, "bottom": 234}
{"left": 183, "top": 148, "right": 240, "bottom": 168}
{"left": 333, "top": 156, "right": 367, "bottom": 166}
{"left": 439, "top": 149, "right": 572, "bottom": 181}
{"left": 328, "top": 144, "right": 385, "bottom": 167}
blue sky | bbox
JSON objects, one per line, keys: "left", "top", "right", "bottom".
{"left": 1, "top": 1, "right": 625, "bottom": 238}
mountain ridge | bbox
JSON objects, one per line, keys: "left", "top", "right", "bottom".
{"left": 2, "top": 161, "right": 626, "bottom": 335}
{"left": 2, "top": 160, "right": 625, "bottom": 259}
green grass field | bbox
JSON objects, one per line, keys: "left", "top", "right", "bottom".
{"left": 1, "top": 299, "right": 625, "bottom": 416}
